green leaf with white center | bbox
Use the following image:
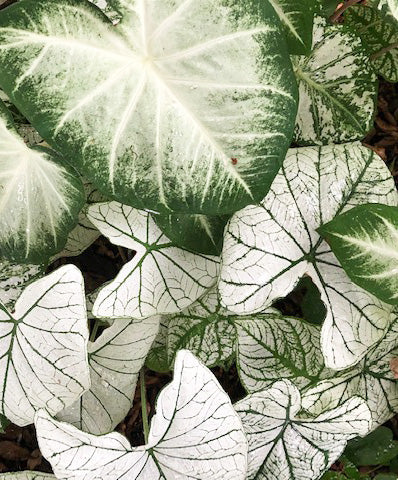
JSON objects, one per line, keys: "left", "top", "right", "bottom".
{"left": 236, "top": 313, "right": 327, "bottom": 393}
{"left": 57, "top": 316, "right": 159, "bottom": 435}
{"left": 268, "top": 0, "right": 315, "bottom": 54}
{"left": 87, "top": 201, "right": 219, "bottom": 319}
{"left": 302, "top": 314, "right": 398, "bottom": 429}
{"left": 0, "top": 0, "right": 298, "bottom": 215}
{"left": 0, "top": 264, "right": 90, "bottom": 426}
{"left": 293, "top": 17, "right": 377, "bottom": 145}
{"left": 345, "top": 5, "right": 398, "bottom": 83}
{"left": 145, "top": 317, "right": 170, "bottom": 372}
{"left": 0, "top": 474, "right": 56, "bottom": 480}
{"left": 235, "top": 380, "right": 372, "bottom": 480}
{"left": 319, "top": 203, "right": 398, "bottom": 305}
{"left": 0, "top": 100, "right": 85, "bottom": 264}
{"left": 219, "top": 143, "right": 398, "bottom": 370}
{"left": 36, "top": 350, "right": 248, "bottom": 480}
{"left": 0, "top": 260, "right": 42, "bottom": 311}
{"left": 151, "top": 212, "right": 229, "bottom": 256}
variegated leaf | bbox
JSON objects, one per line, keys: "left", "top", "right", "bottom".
{"left": 0, "top": 100, "right": 84, "bottom": 263}
{"left": 0, "top": 265, "right": 90, "bottom": 426}
{"left": 293, "top": 17, "right": 377, "bottom": 145}
{"left": 145, "top": 316, "right": 170, "bottom": 372}
{"left": 0, "top": 474, "right": 56, "bottom": 480}
{"left": 36, "top": 351, "right": 248, "bottom": 480}
{"left": 87, "top": 201, "right": 218, "bottom": 319}
{"left": 0, "top": 0, "right": 298, "bottom": 215}
{"left": 235, "top": 380, "right": 371, "bottom": 480}
{"left": 58, "top": 316, "right": 159, "bottom": 435}
{"left": 388, "top": 0, "right": 398, "bottom": 20}
{"left": 219, "top": 143, "right": 398, "bottom": 370}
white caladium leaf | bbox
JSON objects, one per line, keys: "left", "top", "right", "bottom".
{"left": 0, "top": 474, "right": 56, "bottom": 480}
{"left": 236, "top": 314, "right": 327, "bottom": 393}
{"left": 0, "top": 265, "right": 90, "bottom": 426}
{"left": 36, "top": 350, "right": 248, "bottom": 480}
{"left": 0, "top": 260, "right": 42, "bottom": 311}
{"left": 0, "top": 100, "right": 85, "bottom": 263}
{"left": 302, "top": 314, "right": 398, "bottom": 429}
{"left": 293, "top": 17, "right": 377, "bottom": 145}
{"left": 388, "top": 0, "right": 398, "bottom": 19}
{"left": 58, "top": 316, "right": 159, "bottom": 435}
{"left": 236, "top": 380, "right": 371, "bottom": 480}
{"left": 220, "top": 143, "right": 398, "bottom": 370}
{"left": 87, "top": 202, "right": 219, "bottom": 319}
{"left": 0, "top": 0, "right": 298, "bottom": 215}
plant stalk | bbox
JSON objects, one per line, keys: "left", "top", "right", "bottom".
{"left": 140, "top": 369, "right": 149, "bottom": 443}
{"left": 330, "top": 0, "right": 362, "bottom": 22}
{"left": 89, "top": 319, "right": 100, "bottom": 342}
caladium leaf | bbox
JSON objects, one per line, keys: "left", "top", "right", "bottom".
{"left": 236, "top": 314, "right": 327, "bottom": 393}
{"left": 319, "top": 203, "right": 398, "bottom": 305}
{"left": 87, "top": 201, "right": 219, "bottom": 319}
{"left": 0, "top": 265, "right": 90, "bottom": 426}
{"left": 151, "top": 213, "right": 229, "bottom": 256}
{"left": 36, "top": 350, "right": 248, "bottom": 480}
{"left": 57, "top": 316, "right": 159, "bottom": 435}
{"left": 219, "top": 143, "right": 398, "bottom": 370}
{"left": 0, "top": 100, "right": 84, "bottom": 264}
{"left": 268, "top": 0, "right": 315, "bottom": 55}
{"left": 145, "top": 317, "right": 170, "bottom": 372}
{"left": 345, "top": 5, "right": 398, "bottom": 83}
{"left": 302, "top": 314, "right": 398, "bottom": 429}
{"left": 387, "top": 0, "right": 398, "bottom": 20}
{"left": 0, "top": 474, "right": 56, "bottom": 480}
{"left": 293, "top": 17, "right": 377, "bottom": 145}
{"left": 0, "top": 0, "right": 298, "bottom": 215}
{"left": 235, "top": 380, "right": 372, "bottom": 480}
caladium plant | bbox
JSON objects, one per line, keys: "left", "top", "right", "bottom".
{"left": 1, "top": 0, "right": 398, "bottom": 479}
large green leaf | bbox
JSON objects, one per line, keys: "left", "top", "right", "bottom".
{"left": 293, "top": 17, "right": 377, "bottom": 145}
{"left": 345, "top": 426, "right": 398, "bottom": 466}
{"left": 345, "top": 5, "right": 398, "bottom": 83}
{"left": 219, "top": 143, "right": 398, "bottom": 370}
{"left": 0, "top": 100, "right": 84, "bottom": 264}
{"left": 319, "top": 203, "right": 398, "bottom": 305}
{"left": 0, "top": 0, "right": 298, "bottom": 215}
{"left": 235, "top": 380, "right": 371, "bottom": 480}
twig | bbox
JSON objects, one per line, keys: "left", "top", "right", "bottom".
{"left": 330, "top": 0, "right": 362, "bottom": 22}
{"left": 140, "top": 369, "right": 150, "bottom": 443}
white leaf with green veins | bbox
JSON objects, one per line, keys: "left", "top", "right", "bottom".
{"left": 36, "top": 350, "right": 248, "bottom": 480}
{"left": 236, "top": 313, "right": 327, "bottom": 393}
{"left": 87, "top": 201, "right": 219, "bottom": 319}
{"left": 0, "top": 474, "right": 56, "bottom": 480}
{"left": 219, "top": 143, "right": 398, "bottom": 370}
{"left": 0, "top": 0, "right": 298, "bottom": 215}
{"left": 302, "top": 314, "right": 398, "bottom": 429}
{"left": 0, "top": 100, "right": 84, "bottom": 264}
{"left": 388, "top": 0, "right": 398, "bottom": 19}
{"left": 0, "top": 265, "right": 90, "bottom": 426}
{"left": 293, "top": 17, "right": 377, "bottom": 145}
{"left": 57, "top": 316, "right": 159, "bottom": 435}
{"left": 235, "top": 380, "right": 371, "bottom": 480}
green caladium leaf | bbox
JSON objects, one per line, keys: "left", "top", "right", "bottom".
{"left": 345, "top": 426, "right": 398, "bottom": 466}
{"left": 0, "top": 265, "right": 90, "bottom": 426}
{"left": 267, "top": 0, "right": 315, "bottom": 55}
{"left": 58, "top": 316, "right": 159, "bottom": 435}
{"left": 293, "top": 17, "right": 377, "bottom": 145}
{"left": 219, "top": 143, "right": 398, "bottom": 370}
{"left": 235, "top": 380, "right": 372, "bottom": 480}
{"left": 0, "top": 100, "right": 84, "bottom": 264}
{"left": 151, "top": 213, "right": 229, "bottom": 256}
{"left": 0, "top": 474, "right": 56, "bottom": 480}
{"left": 145, "top": 318, "right": 170, "bottom": 372}
{"left": 302, "top": 314, "right": 398, "bottom": 428}
{"left": 36, "top": 351, "right": 248, "bottom": 480}
{"left": 319, "top": 203, "right": 398, "bottom": 305}
{"left": 0, "top": 0, "right": 298, "bottom": 215}
{"left": 345, "top": 5, "right": 398, "bottom": 83}
{"left": 236, "top": 314, "right": 327, "bottom": 393}
{"left": 87, "top": 201, "right": 219, "bottom": 319}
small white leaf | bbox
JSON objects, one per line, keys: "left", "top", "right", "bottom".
{"left": 0, "top": 265, "right": 90, "bottom": 426}
{"left": 36, "top": 351, "right": 248, "bottom": 480}
{"left": 87, "top": 202, "right": 219, "bottom": 319}
{"left": 58, "top": 316, "right": 159, "bottom": 435}
{"left": 235, "top": 380, "right": 371, "bottom": 480}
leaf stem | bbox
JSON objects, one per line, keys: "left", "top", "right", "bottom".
{"left": 89, "top": 319, "right": 101, "bottom": 342}
{"left": 370, "top": 42, "right": 398, "bottom": 60}
{"left": 140, "top": 369, "right": 149, "bottom": 443}
{"left": 330, "top": 0, "right": 362, "bottom": 22}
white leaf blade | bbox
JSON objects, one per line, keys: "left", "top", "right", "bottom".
{"left": 0, "top": 474, "right": 56, "bottom": 480}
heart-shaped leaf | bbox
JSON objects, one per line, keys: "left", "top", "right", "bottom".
{"left": 36, "top": 350, "right": 248, "bottom": 480}
{"left": 219, "top": 143, "right": 398, "bottom": 370}
{"left": 0, "top": 0, "right": 298, "bottom": 215}
{"left": 0, "top": 100, "right": 84, "bottom": 264}
{"left": 57, "top": 316, "right": 159, "bottom": 435}
{"left": 0, "top": 474, "right": 56, "bottom": 480}
{"left": 293, "top": 17, "right": 377, "bottom": 145}
{"left": 87, "top": 201, "right": 219, "bottom": 319}
{"left": 145, "top": 317, "right": 170, "bottom": 372}
{"left": 0, "top": 265, "right": 90, "bottom": 426}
